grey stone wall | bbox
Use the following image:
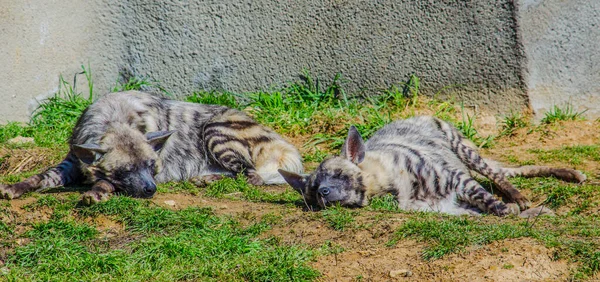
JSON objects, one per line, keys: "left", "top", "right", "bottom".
{"left": 115, "top": 0, "right": 527, "bottom": 109}
{"left": 5, "top": 0, "right": 595, "bottom": 123}
{"left": 0, "top": 0, "right": 123, "bottom": 123}
{"left": 518, "top": 0, "right": 600, "bottom": 119}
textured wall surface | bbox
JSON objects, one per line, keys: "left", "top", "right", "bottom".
{"left": 0, "top": 0, "right": 123, "bottom": 122}
{"left": 2, "top": 0, "right": 528, "bottom": 123}
{"left": 116, "top": 0, "right": 527, "bottom": 108}
{"left": 519, "top": 0, "right": 600, "bottom": 119}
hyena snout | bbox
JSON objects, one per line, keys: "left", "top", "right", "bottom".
{"left": 141, "top": 181, "right": 156, "bottom": 198}
{"left": 117, "top": 168, "right": 157, "bottom": 198}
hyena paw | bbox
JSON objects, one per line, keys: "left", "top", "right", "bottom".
{"left": 554, "top": 169, "right": 587, "bottom": 183}
{"left": 505, "top": 203, "right": 521, "bottom": 216}
{"left": 519, "top": 206, "right": 555, "bottom": 218}
{"left": 0, "top": 184, "right": 21, "bottom": 200}
{"left": 190, "top": 174, "right": 224, "bottom": 187}
{"left": 508, "top": 192, "right": 531, "bottom": 211}
{"left": 81, "top": 190, "right": 110, "bottom": 206}
{"left": 489, "top": 202, "right": 510, "bottom": 217}
{"left": 246, "top": 171, "right": 264, "bottom": 186}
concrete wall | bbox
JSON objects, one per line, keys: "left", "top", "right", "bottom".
{"left": 116, "top": 0, "right": 527, "bottom": 113}
{"left": 0, "top": 0, "right": 123, "bottom": 123}
{"left": 4, "top": 0, "right": 595, "bottom": 123}
{"left": 518, "top": 0, "right": 600, "bottom": 119}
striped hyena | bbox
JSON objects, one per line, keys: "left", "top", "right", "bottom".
{"left": 0, "top": 91, "right": 303, "bottom": 204}
{"left": 279, "top": 116, "right": 585, "bottom": 216}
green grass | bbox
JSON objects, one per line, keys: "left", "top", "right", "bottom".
{"left": 201, "top": 176, "right": 302, "bottom": 205}
{"left": 455, "top": 108, "right": 494, "bottom": 148}
{"left": 321, "top": 205, "right": 357, "bottom": 231}
{"left": 3, "top": 197, "right": 320, "bottom": 281}
{"left": 529, "top": 145, "right": 600, "bottom": 165}
{"left": 499, "top": 111, "right": 529, "bottom": 137}
{"left": 368, "top": 194, "right": 401, "bottom": 212}
{"left": 388, "top": 213, "right": 600, "bottom": 279}
{"left": 540, "top": 104, "right": 586, "bottom": 124}
{"left": 510, "top": 177, "right": 597, "bottom": 213}
{"left": 389, "top": 215, "right": 537, "bottom": 260}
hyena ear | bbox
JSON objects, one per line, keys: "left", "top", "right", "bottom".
{"left": 146, "top": 130, "right": 175, "bottom": 151}
{"left": 278, "top": 169, "right": 308, "bottom": 194}
{"left": 73, "top": 144, "right": 107, "bottom": 164}
{"left": 341, "top": 125, "right": 365, "bottom": 164}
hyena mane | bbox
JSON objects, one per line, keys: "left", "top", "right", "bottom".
{"left": 0, "top": 91, "right": 303, "bottom": 204}
{"left": 279, "top": 116, "right": 585, "bottom": 216}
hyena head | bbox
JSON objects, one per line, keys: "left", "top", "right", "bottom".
{"left": 279, "top": 126, "right": 367, "bottom": 208}
{"left": 72, "top": 125, "right": 174, "bottom": 198}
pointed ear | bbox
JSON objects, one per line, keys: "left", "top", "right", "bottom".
{"left": 278, "top": 169, "right": 308, "bottom": 194}
{"left": 146, "top": 130, "right": 175, "bottom": 151}
{"left": 341, "top": 126, "right": 365, "bottom": 164}
{"left": 73, "top": 144, "right": 107, "bottom": 164}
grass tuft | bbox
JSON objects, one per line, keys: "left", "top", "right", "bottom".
{"left": 322, "top": 205, "right": 356, "bottom": 231}
{"left": 499, "top": 111, "right": 529, "bottom": 137}
{"left": 540, "top": 104, "right": 586, "bottom": 124}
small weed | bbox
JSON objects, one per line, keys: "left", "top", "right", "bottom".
{"left": 303, "top": 148, "right": 329, "bottom": 163}
{"left": 499, "top": 112, "right": 529, "bottom": 136}
{"left": 319, "top": 240, "right": 345, "bottom": 255}
{"left": 157, "top": 181, "right": 200, "bottom": 196}
{"left": 112, "top": 73, "right": 170, "bottom": 96}
{"left": 322, "top": 205, "right": 356, "bottom": 231}
{"left": 368, "top": 194, "right": 400, "bottom": 212}
{"left": 186, "top": 91, "right": 240, "bottom": 109}
{"left": 455, "top": 106, "right": 494, "bottom": 148}
{"left": 540, "top": 104, "right": 586, "bottom": 124}
{"left": 502, "top": 264, "right": 514, "bottom": 269}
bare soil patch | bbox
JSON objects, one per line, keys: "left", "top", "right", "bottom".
{"left": 484, "top": 120, "right": 600, "bottom": 172}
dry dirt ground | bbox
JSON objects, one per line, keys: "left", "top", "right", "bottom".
{"left": 1, "top": 119, "right": 599, "bottom": 281}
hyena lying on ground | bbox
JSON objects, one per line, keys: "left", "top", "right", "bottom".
{"left": 279, "top": 116, "right": 585, "bottom": 216}
{"left": 0, "top": 91, "right": 303, "bottom": 204}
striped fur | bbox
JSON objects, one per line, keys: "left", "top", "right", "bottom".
{"left": 280, "top": 116, "right": 585, "bottom": 216}
{"left": 0, "top": 91, "right": 302, "bottom": 203}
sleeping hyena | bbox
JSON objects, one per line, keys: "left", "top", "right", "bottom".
{"left": 0, "top": 91, "right": 303, "bottom": 204}
{"left": 279, "top": 116, "right": 585, "bottom": 216}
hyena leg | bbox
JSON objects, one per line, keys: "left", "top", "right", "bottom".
{"left": 204, "top": 119, "right": 265, "bottom": 185}
{"left": 501, "top": 166, "right": 586, "bottom": 183}
{"left": 435, "top": 118, "right": 530, "bottom": 209}
{"left": 454, "top": 172, "right": 516, "bottom": 216}
{"left": 0, "top": 154, "right": 81, "bottom": 199}
{"left": 190, "top": 174, "right": 224, "bottom": 187}
{"left": 81, "top": 180, "right": 115, "bottom": 205}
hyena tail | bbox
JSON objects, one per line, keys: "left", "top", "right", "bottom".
{"left": 500, "top": 165, "right": 586, "bottom": 183}
{"left": 0, "top": 153, "right": 81, "bottom": 199}
{"left": 254, "top": 140, "right": 304, "bottom": 185}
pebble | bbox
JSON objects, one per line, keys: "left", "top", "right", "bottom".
{"left": 7, "top": 136, "right": 34, "bottom": 144}
{"left": 389, "top": 269, "right": 412, "bottom": 278}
